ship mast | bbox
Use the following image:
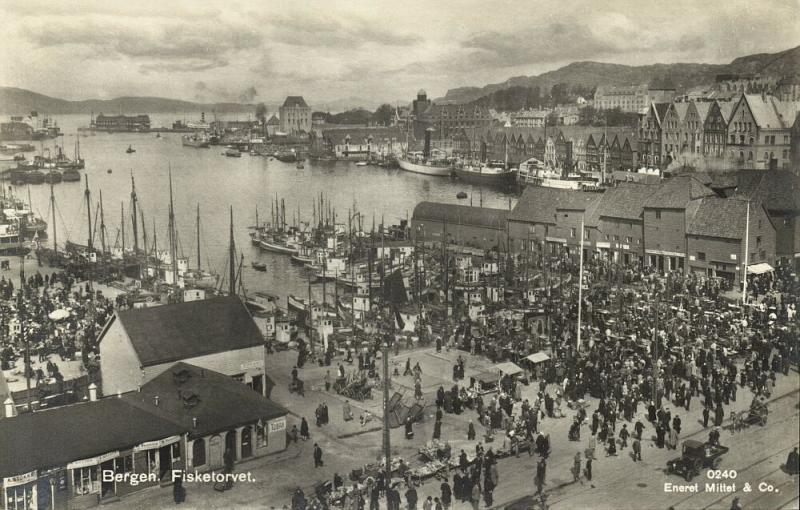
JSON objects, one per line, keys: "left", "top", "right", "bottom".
{"left": 84, "top": 175, "right": 93, "bottom": 253}
{"left": 50, "top": 182, "right": 57, "bottom": 254}
{"left": 121, "top": 202, "right": 125, "bottom": 257}
{"left": 196, "top": 204, "right": 201, "bottom": 272}
{"left": 130, "top": 172, "right": 139, "bottom": 253}
{"left": 229, "top": 206, "right": 236, "bottom": 296}
{"left": 99, "top": 189, "right": 107, "bottom": 256}
{"left": 168, "top": 169, "right": 178, "bottom": 293}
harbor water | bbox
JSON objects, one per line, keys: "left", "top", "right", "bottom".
{"left": 8, "top": 114, "right": 517, "bottom": 303}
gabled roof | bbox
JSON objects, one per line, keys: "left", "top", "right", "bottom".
{"left": 717, "top": 101, "right": 736, "bottom": 123}
{"left": 112, "top": 296, "right": 263, "bottom": 368}
{"left": 510, "top": 188, "right": 603, "bottom": 224}
{"left": 652, "top": 103, "right": 671, "bottom": 126}
{"left": 672, "top": 102, "right": 690, "bottom": 122}
{"left": 282, "top": 96, "right": 309, "bottom": 108}
{"left": 694, "top": 102, "right": 712, "bottom": 123}
{"left": 0, "top": 398, "right": 185, "bottom": 478}
{"left": 597, "top": 183, "right": 658, "bottom": 221}
{"left": 645, "top": 175, "right": 715, "bottom": 209}
{"left": 413, "top": 202, "right": 509, "bottom": 230}
{"left": 742, "top": 94, "right": 782, "bottom": 129}
{"left": 729, "top": 169, "right": 800, "bottom": 211}
{"left": 687, "top": 197, "right": 754, "bottom": 239}
{"left": 266, "top": 115, "right": 280, "bottom": 125}
{"left": 123, "top": 363, "right": 287, "bottom": 438}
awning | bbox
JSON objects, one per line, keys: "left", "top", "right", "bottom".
{"left": 525, "top": 352, "right": 551, "bottom": 364}
{"left": 493, "top": 362, "right": 523, "bottom": 375}
{"left": 747, "top": 262, "right": 773, "bottom": 275}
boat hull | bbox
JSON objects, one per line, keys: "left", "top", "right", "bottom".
{"left": 397, "top": 158, "right": 452, "bottom": 177}
{"left": 454, "top": 167, "right": 517, "bottom": 186}
{"left": 259, "top": 239, "right": 299, "bottom": 254}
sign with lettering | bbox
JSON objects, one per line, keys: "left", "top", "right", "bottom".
{"left": 67, "top": 451, "right": 119, "bottom": 470}
{"left": 133, "top": 435, "right": 182, "bottom": 452}
{"left": 240, "top": 360, "right": 264, "bottom": 370}
{"left": 3, "top": 470, "right": 37, "bottom": 488}
{"left": 269, "top": 418, "right": 286, "bottom": 432}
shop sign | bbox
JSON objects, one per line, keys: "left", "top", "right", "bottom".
{"left": 239, "top": 360, "right": 264, "bottom": 370}
{"left": 67, "top": 451, "right": 119, "bottom": 470}
{"left": 133, "top": 435, "right": 182, "bottom": 452}
{"left": 269, "top": 418, "right": 286, "bottom": 432}
{"left": 3, "top": 470, "right": 36, "bottom": 488}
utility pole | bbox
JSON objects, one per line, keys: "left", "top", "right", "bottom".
{"left": 576, "top": 215, "right": 585, "bottom": 352}
{"left": 121, "top": 202, "right": 125, "bottom": 257}
{"left": 381, "top": 328, "right": 392, "bottom": 503}
{"left": 50, "top": 182, "right": 57, "bottom": 254}
{"left": 229, "top": 206, "right": 236, "bottom": 296}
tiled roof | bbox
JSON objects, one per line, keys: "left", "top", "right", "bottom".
{"left": 282, "top": 96, "right": 309, "bottom": 108}
{"left": 0, "top": 398, "right": 185, "bottom": 478}
{"left": 672, "top": 103, "right": 689, "bottom": 122}
{"left": 743, "top": 94, "right": 783, "bottom": 129}
{"left": 645, "top": 175, "right": 715, "bottom": 209}
{"left": 730, "top": 169, "right": 800, "bottom": 211}
{"left": 509, "top": 188, "right": 603, "bottom": 224}
{"left": 718, "top": 101, "right": 736, "bottom": 123}
{"left": 322, "top": 127, "right": 403, "bottom": 146}
{"left": 596, "top": 183, "right": 658, "bottom": 221}
{"left": 694, "top": 102, "right": 712, "bottom": 123}
{"left": 113, "top": 296, "right": 263, "bottom": 368}
{"left": 123, "top": 363, "right": 287, "bottom": 438}
{"left": 653, "top": 103, "right": 671, "bottom": 126}
{"left": 266, "top": 115, "right": 280, "bottom": 125}
{"left": 687, "top": 197, "right": 752, "bottom": 239}
{"left": 413, "top": 202, "right": 509, "bottom": 230}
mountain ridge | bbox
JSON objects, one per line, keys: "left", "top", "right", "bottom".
{"left": 437, "top": 45, "right": 800, "bottom": 104}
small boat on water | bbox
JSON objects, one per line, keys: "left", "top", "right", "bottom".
{"left": 288, "top": 295, "right": 308, "bottom": 314}
{"left": 296, "top": 162, "right": 304, "bottom": 169}
{"left": 62, "top": 168, "right": 81, "bottom": 182}
{"left": 126, "top": 145, "right": 135, "bottom": 154}
{"left": 155, "top": 133, "right": 161, "bottom": 138}
{"left": 274, "top": 151, "right": 297, "bottom": 163}
{"left": 225, "top": 148, "right": 241, "bottom": 158}
{"left": 251, "top": 261, "right": 267, "bottom": 272}
{"left": 182, "top": 134, "right": 210, "bottom": 148}
{"left": 259, "top": 236, "right": 299, "bottom": 255}
{"left": 456, "top": 191, "right": 468, "bottom": 199}
{"left": 355, "top": 161, "right": 368, "bottom": 167}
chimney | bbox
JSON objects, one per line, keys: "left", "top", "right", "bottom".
{"left": 88, "top": 383, "right": 98, "bottom": 402}
{"left": 4, "top": 397, "right": 15, "bottom": 418}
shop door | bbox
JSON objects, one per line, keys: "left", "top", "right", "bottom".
{"left": 241, "top": 427, "right": 253, "bottom": 458}
{"left": 209, "top": 435, "right": 223, "bottom": 470}
{"left": 225, "top": 431, "right": 237, "bottom": 460}
{"left": 100, "top": 460, "right": 115, "bottom": 498}
{"left": 158, "top": 446, "right": 172, "bottom": 480}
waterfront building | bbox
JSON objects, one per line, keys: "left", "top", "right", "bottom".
{"left": 595, "top": 183, "right": 657, "bottom": 265}
{"left": 726, "top": 93, "right": 800, "bottom": 170}
{"left": 638, "top": 102, "right": 670, "bottom": 166}
{"left": 93, "top": 114, "right": 150, "bottom": 132}
{"left": 685, "top": 197, "right": 775, "bottom": 283}
{"left": 702, "top": 101, "right": 730, "bottom": 158}
{"left": 319, "top": 127, "right": 403, "bottom": 159}
{"left": 416, "top": 103, "right": 493, "bottom": 141}
{"left": 98, "top": 296, "right": 270, "bottom": 397}
{"left": 411, "top": 202, "right": 510, "bottom": 252}
{"left": 266, "top": 115, "right": 280, "bottom": 136}
{"left": 279, "top": 96, "right": 311, "bottom": 134}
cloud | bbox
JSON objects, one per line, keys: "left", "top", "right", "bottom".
{"left": 21, "top": 18, "right": 261, "bottom": 72}
{"left": 266, "top": 15, "right": 419, "bottom": 49}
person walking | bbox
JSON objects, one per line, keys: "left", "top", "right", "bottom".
{"left": 470, "top": 481, "right": 481, "bottom": 510}
{"left": 405, "top": 484, "right": 418, "bottom": 510}
{"left": 634, "top": 420, "right": 644, "bottom": 441}
{"left": 619, "top": 424, "right": 629, "bottom": 449}
{"left": 584, "top": 457, "right": 592, "bottom": 481}
{"left": 440, "top": 479, "right": 452, "bottom": 509}
{"left": 702, "top": 406, "right": 710, "bottom": 428}
{"left": 300, "top": 417, "right": 310, "bottom": 440}
{"left": 632, "top": 438, "right": 642, "bottom": 462}
{"left": 313, "top": 443, "right": 323, "bottom": 468}
{"left": 572, "top": 452, "right": 582, "bottom": 482}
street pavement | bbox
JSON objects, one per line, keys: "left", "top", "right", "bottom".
{"left": 107, "top": 347, "right": 800, "bottom": 509}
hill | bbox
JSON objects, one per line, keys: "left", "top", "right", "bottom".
{"left": 0, "top": 87, "right": 260, "bottom": 115}
{"left": 438, "top": 45, "right": 800, "bottom": 104}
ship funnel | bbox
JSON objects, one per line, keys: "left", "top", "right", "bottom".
{"left": 423, "top": 127, "right": 433, "bottom": 160}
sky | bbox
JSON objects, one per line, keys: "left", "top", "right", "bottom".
{"left": 0, "top": 0, "right": 797, "bottom": 109}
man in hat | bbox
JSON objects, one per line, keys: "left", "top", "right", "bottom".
{"left": 632, "top": 438, "right": 642, "bottom": 462}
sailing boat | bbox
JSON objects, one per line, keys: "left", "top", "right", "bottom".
{"left": 182, "top": 203, "right": 218, "bottom": 290}
{"left": 397, "top": 127, "right": 452, "bottom": 177}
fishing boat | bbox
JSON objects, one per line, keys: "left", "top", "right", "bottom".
{"left": 182, "top": 134, "right": 210, "bottom": 148}
{"left": 44, "top": 170, "right": 62, "bottom": 184}
{"left": 397, "top": 127, "right": 452, "bottom": 177}
{"left": 274, "top": 151, "right": 297, "bottom": 163}
{"left": 251, "top": 261, "right": 267, "bottom": 272}
{"left": 224, "top": 148, "right": 241, "bottom": 158}
{"left": 454, "top": 160, "right": 518, "bottom": 187}
{"left": 259, "top": 235, "right": 299, "bottom": 254}
{"left": 126, "top": 145, "right": 135, "bottom": 154}
{"left": 25, "top": 170, "right": 45, "bottom": 184}
{"left": 290, "top": 244, "right": 315, "bottom": 265}
{"left": 287, "top": 295, "right": 308, "bottom": 314}
{"left": 62, "top": 168, "right": 81, "bottom": 182}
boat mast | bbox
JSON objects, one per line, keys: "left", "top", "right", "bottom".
{"left": 229, "top": 206, "right": 236, "bottom": 296}
{"left": 196, "top": 204, "right": 201, "bottom": 272}
{"left": 99, "top": 189, "right": 107, "bottom": 255}
{"left": 121, "top": 202, "right": 125, "bottom": 257}
{"left": 50, "top": 182, "right": 57, "bottom": 254}
{"left": 140, "top": 209, "right": 148, "bottom": 279}
{"left": 84, "top": 175, "right": 93, "bottom": 253}
{"left": 130, "top": 172, "right": 139, "bottom": 253}
{"left": 168, "top": 169, "right": 178, "bottom": 291}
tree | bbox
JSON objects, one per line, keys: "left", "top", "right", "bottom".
{"left": 373, "top": 104, "right": 395, "bottom": 126}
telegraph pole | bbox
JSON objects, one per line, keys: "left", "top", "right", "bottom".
{"left": 382, "top": 333, "right": 391, "bottom": 499}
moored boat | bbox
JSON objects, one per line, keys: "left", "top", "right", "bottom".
{"left": 454, "top": 160, "right": 517, "bottom": 187}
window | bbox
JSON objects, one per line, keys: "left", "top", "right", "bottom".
{"left": 655, "top": 211, "right": 662, "bottom": 220}
{"left": 73, "top": 466, "right": 99, "bottom": 495}
{"left": 115, "top": 455, "right": 133, "bottom": 474}
{"left": 697, "top": 252, "right": 706, "bottom": 261}
{"left": 192, "top": 438, "right": 206, "bottom": 467}
{"left": 571, "top": 228, "right": 576, "bottom": 238}
{"left": 626, "top": 237, "right": 632, "bottom": 243}
{"left": 756, "top": 236, "right": 762, "bottom": 247}
{"left": 257, "top": 422, "right": 268, "bottom": 448}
